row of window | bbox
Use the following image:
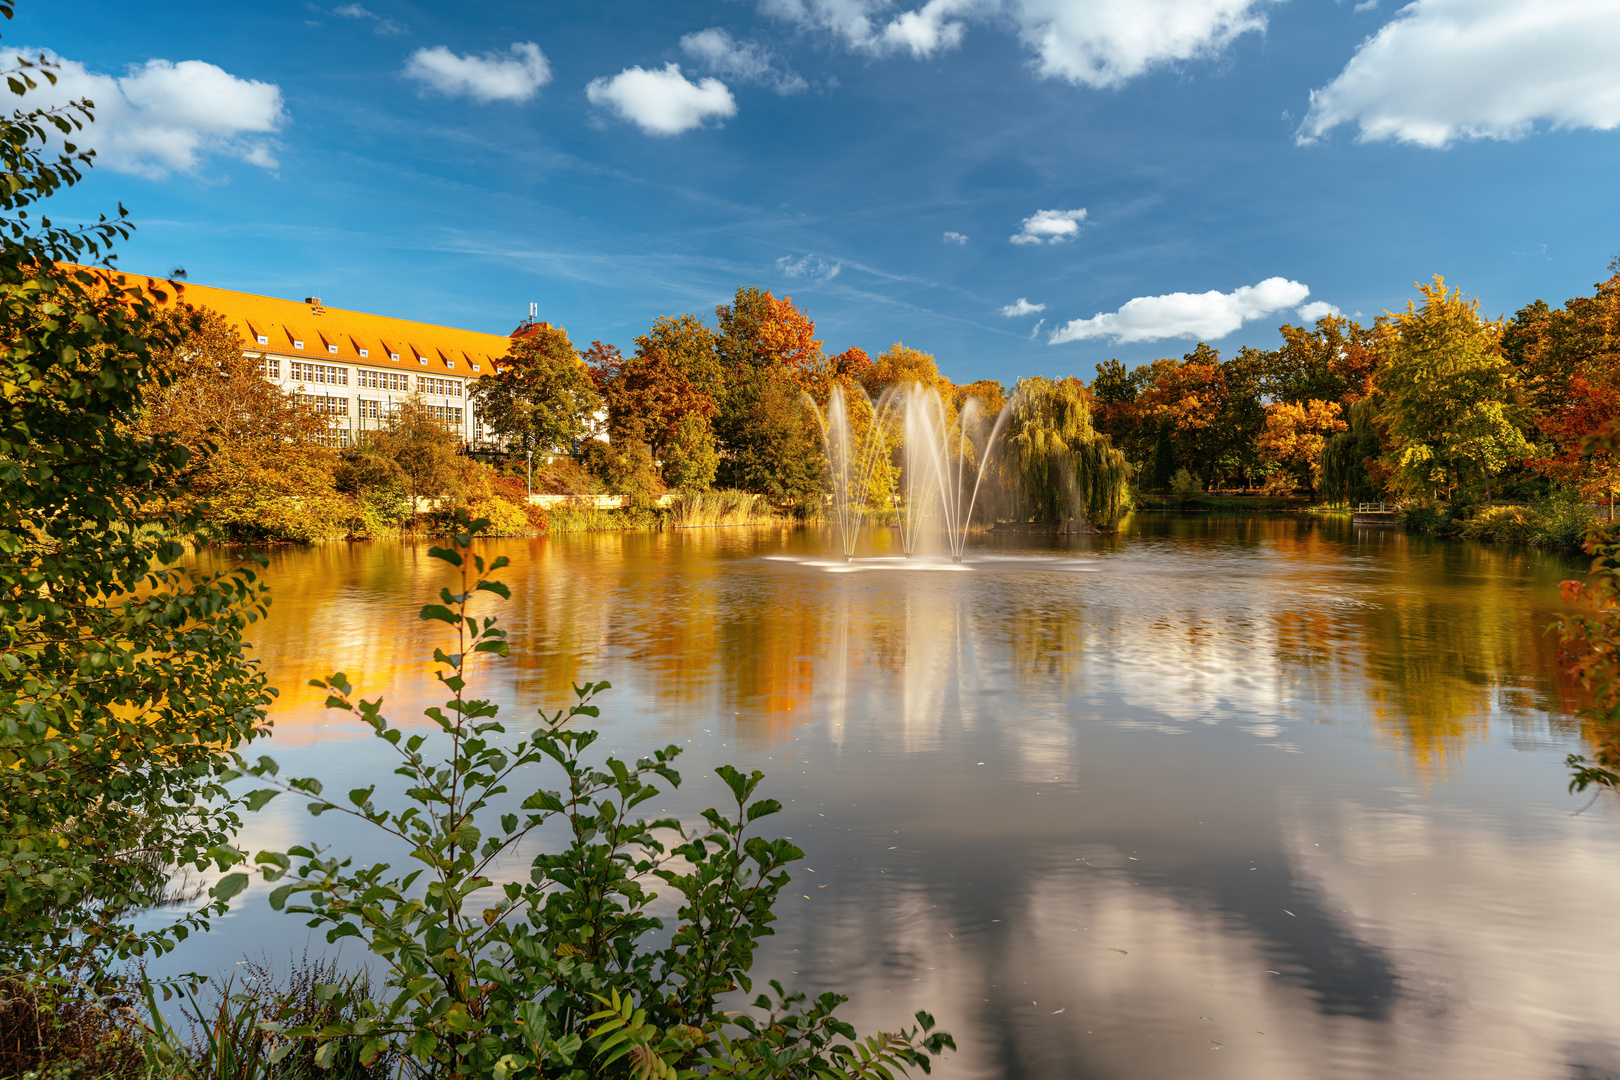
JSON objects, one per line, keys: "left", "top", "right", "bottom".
{"left": 357, "top": 369, "right": 411, "bottom": 392}
{"left": 290, "top": 361, "right": 349, "bottom": 387}
{"left": 297, "top": 393, "right": 351, "bottom": 416}
{"left": 418, "top": 376, "right": 463, "bottom": 398}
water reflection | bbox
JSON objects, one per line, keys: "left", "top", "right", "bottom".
{"left": 193, "top": 515, "right": 1617, "bottom": 1080}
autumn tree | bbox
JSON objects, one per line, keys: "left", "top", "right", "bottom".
{"left": 1321, "top": 398, "right": 1391, "bottom": 506}
{"left": 1257, "top": 399, "right": 1346, "bottom": 495}
{"left": 474, "top": 323, "right": 601, "bottom": 457}
{"left": 865, "top": 342, "right": 952, "bottom": 400}
{"left": 1378, "top": 277, "right": 1532, "bottom": 504}
{"left": 141, "top": 304, "right": 343, "bottom": 540}
{"left": 1262, "top": 314, "right": 1382, "bottom": 408}
{"left": 713, "top": 287, "right": 827, "bottom": 503}
{"left": 1506, "top": 263, "right": 1620, "bottom": 514}
{"left": 368, "top": 396, "right": 466, "bottom": 513}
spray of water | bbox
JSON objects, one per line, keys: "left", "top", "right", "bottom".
{"left": 807, "top": 382, "right": 1011, "bottom": 562}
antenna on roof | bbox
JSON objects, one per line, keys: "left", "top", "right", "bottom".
{"left": 528, "top": 302, "right": 537, "bottom": 322}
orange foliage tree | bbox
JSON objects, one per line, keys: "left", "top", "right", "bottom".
{"left": 1257, "top": 399, "right": 1347, "bottom": 495}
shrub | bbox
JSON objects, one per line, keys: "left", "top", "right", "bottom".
{"left": 0, "top": 972, "right": 145, "bottom": 1080}
{"left": 1169, "top": 467, "right": 1203, "bottom": 501}
{"left": 226, "top": 519, "right": 953, "bottom": 1078}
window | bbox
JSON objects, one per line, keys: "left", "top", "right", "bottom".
{"left": 328, "top": 344, "right": 338, "bottom": 355}
{"left": 358, "top": 369, "right": 409, "bottom": 392}
{"left": 418, "top": 356, "right": 430, "bottom": 365}
{"left": 289, "top": 361, "right": 349, "bottom": 386}
{"left": 358, "top": 398, "right": 385, "bottom": 421}
{"left": 256, "top": 334, "right": 269, "bottom": 345}
{"left": 256, "top": 357, "right": 280, "bottom": 378}
{"left": 389, "top": 352, "right": 399, "bottom": 361}
{"left": 472, "top": 363, "right": 481, "bottom": 372}
{"left": 293, "top": 340, "right": 304, "bottom": 349}
{"left": 444, "top": 358, "right": 455, "bottom": 369}
{"left": 359, "top": 348, "right": 369, "bottom": 358}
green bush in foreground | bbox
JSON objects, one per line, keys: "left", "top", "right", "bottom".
{"left": 223, "top": 518, "right": 952, "bottom": 1078}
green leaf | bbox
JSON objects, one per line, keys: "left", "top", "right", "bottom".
{"left": 243, "top": 788, "right": 279, "bottom": 812}
{"left": 212, "top": 872, "right": 249, "bottom": 902}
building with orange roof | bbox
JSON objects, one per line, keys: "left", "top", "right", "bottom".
{"left": 75, "top": 266, "right": 543, "bottom": 446}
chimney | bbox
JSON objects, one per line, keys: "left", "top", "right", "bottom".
{"left": 306, "top": 296, "right": 323, "bottom": 313}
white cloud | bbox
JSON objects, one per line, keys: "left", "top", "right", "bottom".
{"left": 681, "top": 28, "right": 807, "bottom": 93}
{"left": 943, "top": 230, "right": 969, "bottom": 243}
{"left": 1010, "top": 207, "right": 1086, "bottom": 245}
{"left": 1029, "top": 318, "right": 1046, "bottom": 339}
{"left": 586, "top": 64, "right": 737, "bottom": 135}
{"left": 1049, "top": 277, "right": 1311, "bottom": 344}
{"left": 1299, "top": 0, "right": 1620, "bottom": 148}
{"left": 1014, "top": 0, "right": 1274, "bottom": 87}
{"left": 1000, "top": 297, "right": 1047, "bottom": 316}
{"left": 1296, "top": 300, "right": 1341, "bottom": 321}
{"left": 761, "top": 0, "right": 1275, "bottom": 81}
{"left": 405, "top": 42, "right": 551, "bottom": 104}
{"left": 20, "top": 50, "right": 284, "bottom": 178}
{"left": 777, "top": 254, "right": 842, "bottom": 281}
{"left": 332, "top": 3, "right": 406, "bottom": 35}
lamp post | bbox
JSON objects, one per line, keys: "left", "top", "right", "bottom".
{"left": 526, "top": 449, "right": 533, "bottom": 502}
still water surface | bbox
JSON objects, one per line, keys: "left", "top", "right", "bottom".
{"left": 182, "top": 515, "right": 1620, "bottom": 1080}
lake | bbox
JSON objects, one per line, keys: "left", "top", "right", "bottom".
{"left": 173, "top": 515, "right": 1620, "bottom": 1080}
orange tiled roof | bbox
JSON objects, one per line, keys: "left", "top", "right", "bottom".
{"left": 68, "top": 266, "right": 522, "bottom": 374}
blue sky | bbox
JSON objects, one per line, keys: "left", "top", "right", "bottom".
{"left": 16, "top": 0, "right": 1620, "bottom": 383}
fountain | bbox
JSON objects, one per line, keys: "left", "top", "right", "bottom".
{"left": 808, "top": 382, "right": 1011, "bottom": 563}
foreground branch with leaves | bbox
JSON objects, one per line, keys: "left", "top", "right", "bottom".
{"left": 223, "top": 517, "right": 953, "bottom": 1078}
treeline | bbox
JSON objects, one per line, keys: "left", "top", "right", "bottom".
{"left": 1089, "top": 270, "right": 1619, "bottom": 525}
{"left": 144, "top": 259, "right": 1619, "bottom": 543}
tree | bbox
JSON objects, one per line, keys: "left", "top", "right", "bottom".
{"left": 1256, "top": 399, "right": 1346, "bottom": 495}
{"left": 715, "top": 287, "right": 827, "bottom": 398}
{"left": 1262, "top": 314, "right": 1382, "bottom": 408}
{"left": 661, "top": 413, "right": 719, "bottom": 492}
{"left": 1321, "top": 397, "right": 1391, "bottom": 506}
{"left": 999, "top": 376, "right": 1131, "bottom": 527}
{"left": 1378, "top": 277, "right": 1532, "bottom": 504}
{"left": 864, "top": 342, "right": 951, "bottom": 400}
{"left": 474, "top": 323, "right": 601, "bottom": 457}
{"left": 0, "top": 35, "right": 271, "bottom": 971}
{"left": 368, "top": 396, "right": 466, "bottom": 513}
{"left": 716, "top": 374, "right": 825, "bottom": 507}
{"left": 140, "top": 304, "right": 343, "bottom": 541}
{"left": 1507, "top": 263, "right": 1620, "bottom": 515}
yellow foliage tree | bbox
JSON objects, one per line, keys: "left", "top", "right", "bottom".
{"left": 1257, "top": 399, "right": 1346, "bottom": 495}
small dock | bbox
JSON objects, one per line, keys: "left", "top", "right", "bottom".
{"left": 1351, "top": 502, "right": 1399, "bottom": 526}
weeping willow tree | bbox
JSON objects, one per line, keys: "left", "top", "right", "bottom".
{"left": 1321, "top": 397, "right": 1387, "bottom": 506}
{"left": 999, "top": 376, "right": 1132, "bottom": 528}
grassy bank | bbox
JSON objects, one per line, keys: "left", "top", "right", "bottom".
{"left": 1133, "top": 494, "right": 1317, "bottom": 513}
{"left": 1402, "top": 499, "right": 1601, "bottom": 549}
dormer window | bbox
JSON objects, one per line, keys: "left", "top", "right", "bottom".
{"left": 359, "top": 348, "right": 369, "bottom": 358}
{"left": 472, "top": 364, "right": 481, "bottom": 372}
{"left": 444, "top": 359, "right": 455, "bottom": 369}
{"left": 293, "top": 340, "right": 304, "bottom": 349}
{"left": 389, "top": 352, "right": 399, "bottom": 361}
{"left": 256, "top": 334, "right": 268, "bottom": 345}
{"left": 418, "top": 356, "right": 429, "bottom": 365}
{"left": 328, "top": 345, "right": 338, "bottom": 354}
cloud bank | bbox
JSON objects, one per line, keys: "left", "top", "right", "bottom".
{"left": 587, "top": 64, "right": 737, "bottom": 135}
{"left": 1299, "top": 0, "right": 1620, "bottom": 147}
{"left": 22, "top": 51, "right": 284, "bottom": 177}
{"left": 761, "top": 0, "right": 1276, "bottom": 83}
{"left": 681, "top": 28, "right": 807, "bottom": 93}
{"left": 1049, "top": 277, "right": 1310, "bottom": 344}
{"left": 1000, "top": 297, "right": 1046, "bottom": 316}
{"left": 1011, "top": 208, "right": 1087, "bottom": 245}
{"left": 405, "top": 42, "right": 551, "bottom": 103}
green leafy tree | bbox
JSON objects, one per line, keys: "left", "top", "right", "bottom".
{"left": 661, "top": 412, "right": 719, "bottom": 492}
{"left": 475, "top": 324, "right": 602, "bottom": 457}
{"left": 1378, "top": 277, "right": 1532, "bottom": 504}
{"left": 1000, "top": 376, "right": 1132, "bottom": 527}
{"left": 716, "top": 373, "right": 825, "bottom": 508}
{"left": 230, "top": 521, "right": 953, "bottom": 1078}
{"left": 0, "top": 32, "right": 272, "bottom": 971}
